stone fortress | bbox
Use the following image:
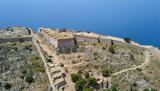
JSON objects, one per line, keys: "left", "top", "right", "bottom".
{"left": 0, "top": 26, "right": 32, "bottom": 42}
{"left": 38, "top": 27, "right": 139, "bottom": 53}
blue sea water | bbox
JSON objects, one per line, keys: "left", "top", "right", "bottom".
{"left": 0, "top": 0, "right": 160, "bottom": 47}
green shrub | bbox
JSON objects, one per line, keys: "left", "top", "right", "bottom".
{"left": 4, "top": 83, "right": 12, "bottom": 89}
{"left": 75, "top": 79, "right": 86, "bottom": 91}
{"left": 83, "top": 87, "right": 92, "bottom": 91}
{"left": 84, "top": 72, "right": 90, "bottom": 78}
{"left": 151, "top": 88, "right": 157, "bottom": 91}
{"left": 87, "top": 77, "right": 97, "bottom": 87}
{"left": 110, "top": 85, "right": 118, "bottom": 91}
{"left": 78, "top": 70, "right": 82, "bottom": 74}
{"left": 132, "top": 82, "right": 137, "bottom": 87}
{"left": 25, "top": 75, "right": 34, "bottom": 83}
{"left": 71, "top": 73, "right": 82, "bottom": 83}
{"left": 101, "top": 67, "right": 113, "bottom": 77}
{"left": 22, "top": 70, "right": 27, "bottom": 74}
{"left": 143, "top": 88, "right": 149, "bottom": 91}
{"left": 31, "top": 54, "right": 40, "bottom": 61}
{"left": 109, "top": 45, "right": 115, "bottom": 54}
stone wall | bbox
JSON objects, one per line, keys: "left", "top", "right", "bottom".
{"left": 99, "top": 38, "right": 112, "bottom": 46}
{"left": 0, "top": 37, "right": 32, "bottom": 43}
{"left": 75, "top": 35, "right": 98, "bottom": 43}
{"left": 38, "top": 30, "right": 133, "bottom": 52}
{"left": 58, "top": 38, "right": 75, "bottom": 48}
{"left": 112, "top": 40, "right": 131, "bottom": 47}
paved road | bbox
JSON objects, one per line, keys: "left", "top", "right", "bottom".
{"left": 112, "top": 51, "right": 150, "bottom": 76}
{"left": 32, "top": 33, "right": 56, "bottom": 91}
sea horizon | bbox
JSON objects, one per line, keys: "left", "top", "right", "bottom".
{"left": 0, "top": 0, "right": 159, "bottom": 47}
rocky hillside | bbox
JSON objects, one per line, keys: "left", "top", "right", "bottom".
{"left": 0, "top": 42, "right": 51, "bottom": 91}
{"left": 55, "top": 42, "right": 160, "bottom": 91}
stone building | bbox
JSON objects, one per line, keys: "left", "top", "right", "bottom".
{"left": 38, "top": 27, "right": 133, "bottom": 53}
{"left": 0, "top": 26, "right": 32, "bottom": 43}
{"left": 38, "top": 28, "right": 76, "bottom": 53}
{"left": 0, "top": 26, "right": 31, "bottom": 38}
{"left": 74, "top": 32, "right": 99, "bottom": 43}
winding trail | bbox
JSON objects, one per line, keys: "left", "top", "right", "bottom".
{"left": 112, "top": 51, "right": 150, "bottom": 76}
{"left": 103, "top": 50, "right": 151, "bottom": 88}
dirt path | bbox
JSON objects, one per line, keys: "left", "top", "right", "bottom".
{"left": 112, "top": 51, "right": 150, "bottom": 76}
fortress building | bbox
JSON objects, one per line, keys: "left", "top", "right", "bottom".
{"left": 38, "top": 28, "right": 76, "bottom": 49}
{"left": 38, "top": 27, "right": 134, "bottom": 54}
{"left": 0, "top": 26, "right": 32, "bottom": 43}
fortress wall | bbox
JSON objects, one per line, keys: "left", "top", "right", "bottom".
{"left": 112, "top": 40, "right": 131, "bottom": 47}
{"left": 0, "top": 37, "right": 32, "bottom": 43}
{"left": 99, "top": 38, "right": 112, "bottom": 46}
{"left": 49, "top": 36, "right": 58, "bottom": 48}
{"left": 58, "top": 38, "right": 75, "bottom": 48}
{"left": 75, "top": 35, "right": 98, "bottom": 43}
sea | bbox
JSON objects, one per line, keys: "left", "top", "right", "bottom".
{"left": 0, "top": 0, "right": 159, "bottom": 47}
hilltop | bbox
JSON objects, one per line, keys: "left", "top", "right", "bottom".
{"left": 0, "top": 26, "right": 159, "bottom": 91}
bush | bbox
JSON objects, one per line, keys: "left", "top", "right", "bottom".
{"left": 84, "top": 72, "right": 90, "bottom": 78}
{"left": 71, "top": 73, "right": 82, "bottom": 83}
{"left": 132, "top": 82, "right": 137, "bottom": 87}
{"left": 25, "top": 75, "right": 34, "bottom": 83}
{"left": 78, "top": 70, "right": 82, "bottom": 74}
{"left": 124, "top": 37, "right": 131, "bottom": 43}
{"left": 59, "top": 63, "right": 64, "bottom": 67}
{"left": 151, "top": 88, "right": 157, "bottom": 91}
{"left": 4, "top": 83, "right": 12, "bottom": 89}
{"left": 22, "top": 70, "right": 27, "bottom": 74}
{"left": 101, "top": 67, "right": 113, "bottom": 77}
{"left": 110, "top": 85, "right": 118, "bottom": 91}
{"left": 109, "top": 45, "right": 115, "bottom": 54}
{"left": 143, "top": 88, "right": 149, "bottom": 91}
{"left": 47, "top": 58, "right": 52, "bottom": 63}
{"left": 93, "top": 52, "right": 98, "bottom": 56}
{"left": 75, "top": 79, "right": 86, "bottom": 91}
{"left": 87, "top": 77, "right": 97, "bottom": 87}
{"left": 102, "top": 47, "right": 106, "bottom": 50}
{"left": 83, "top": 87, "right": 92, "bottom": 91}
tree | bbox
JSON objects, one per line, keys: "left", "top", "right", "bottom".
{"left": 71, "top": 73, "right": 82, "bottom": 83}
{"left": 75, "top": 79, "right": 86, "bottom": 91}
{"left": 4, "top": 83, "right": 12, "bottom": 89}
{"left": 101, "top": 67, "right": 113, "bottom": 77}
{"left": 124, "top": 37, "right": 131, "bottom": 43}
